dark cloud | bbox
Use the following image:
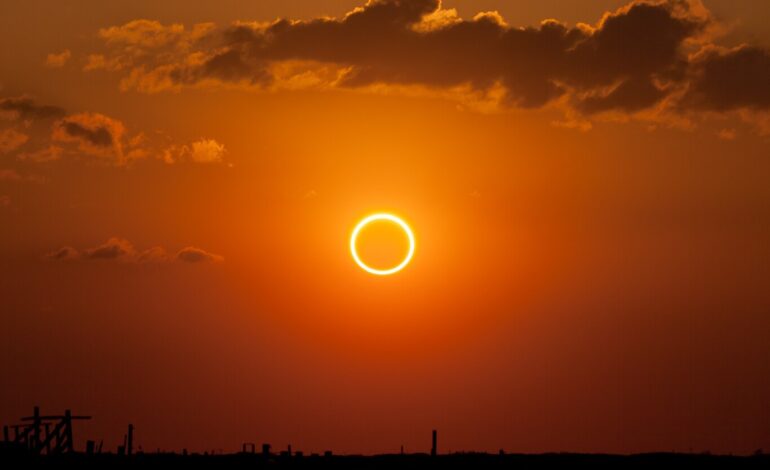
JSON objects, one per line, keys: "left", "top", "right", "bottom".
{"left": 682, "top": 45, "right": 770, "bottom": 112}
{"left": 576, "top": 77, "right": 669, "bottom": 114}
{"left": 0, "top": 96, "right": 65, "bottom": 120}
{"left": 95, "top": 1, "right": 706, "bottom": 109}
{"left": 176, "top": 247, "right": 224, "bottom": 263}
{"left": 86, "top": 0, "right": 770, "bottom": 130}
{"left": 60, "top": 121, "right": 114, "bottom": 147}
{"left": 52, "top": 113, "right": 124, "bottom": 155}
{"left": 254, "top": 0, "right": 704, "bottom": 110}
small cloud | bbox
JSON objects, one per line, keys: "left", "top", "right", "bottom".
{"left": 303, "top": 189, "right": 318, "bottom": 199}
{"left": 52, "top": 112, "right": 127, "bottom": 164}
{"left": 137, "top": 246, "right": 170, "bottom": 263}
{"left": 162, "top": 138, "right": 227, "bottom": 164}
{"left": 0, "top": 169, "right": 21, "bottom": 181}
{"left": 54, "top": 113, "right": 121, "bottom": 147}
{"left": 190, "top": 138, "right": 225, "bottom": 163}
{"left": 82, "top": 237, "right": 135, "bottom": 260}
{"left": 0, "top": 168, "right": 44, "bottom": 183}
{"left": 551, "top": 117, "right": 593, "bottom": 132}
{"left": 84, "top": 54, "right": 108, "bottom": 71}
{"left": 176, "top": 246, "right": 224, "bottom": 263}
{"left": 0, "top": 195, "right": 10, "bottom": 208}
{"left": 0, "top": 96, "right": 65, "bottom": 121}
{"left": 46, "top": 246, "right": 80, "bottom": 261}
{"left": 0, "top": 128, "right": 29, "bottom": 154}
{"left": 17, "top": 145, "right": 63, "bottom": 163}
{"left": 45, "top": 49, "right": 72, "bottom": 68}
{"left": 717, "top": 128, "right": 737, "bottom": 140}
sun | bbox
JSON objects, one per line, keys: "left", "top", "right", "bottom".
{"left": 350, "top": 213, "right": 415, "bottom": 276}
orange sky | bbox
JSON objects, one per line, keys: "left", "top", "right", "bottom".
{"left": 1, "top": 0, "right": 770, "bottom": 456}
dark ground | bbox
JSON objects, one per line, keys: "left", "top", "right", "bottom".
{"left": 2, "top": 445, "right": 770, "bottom": 469}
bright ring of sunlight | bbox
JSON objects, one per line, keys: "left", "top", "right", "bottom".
{"left": 350, "top": 213, "right": 415, "bottom": 276}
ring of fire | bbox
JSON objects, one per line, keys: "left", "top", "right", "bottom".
{"left": 350, "top": 213, "right": 415, "bottom": 276}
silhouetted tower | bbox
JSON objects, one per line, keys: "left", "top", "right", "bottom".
{"left": 262, "top": 443, "right": 271, "bottom": 457}
{"left": 14, "top": 406, "right": 91, "bottom": 454}
{"left": 431, "top": 430, "right": 437, "bottom": 457}
{"left": 127, "top": 424, "right": 134, "bottom": 456}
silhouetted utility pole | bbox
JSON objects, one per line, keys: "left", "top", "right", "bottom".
{"left": 431, "top": 429, "right": 437, "bottom": 457}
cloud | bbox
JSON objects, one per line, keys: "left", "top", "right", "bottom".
{"left": 0, "top": 96, "right": 65, "bottom": 121}
{"left": 46, "top": 238, "right": 223, "bottom": 264}
{"left": 46, "top": 246, "right": 79, "bottom": 261}
{"left": 190, "top": 138, "right": 225, "bottom": 163}
{"left": 84, "top": 0, "right": 770, "bottom": 132}
{"left": 45, "top": 49, "right": 72, "bottom": 68}
{"left": 87, "top": 0, "right": 706, "bottom": 105}
{"left": 1, "top": 104, "right": 227, "bottom": 166}
{"left": 17, "top": 145, "right": 64, "bottom": 163}
{"left": 52, "top": 112, "right": 126, "bottom": 162}
{"left": 136, "top": 246, "right": 171, "bottom": 263}
{"left": 0, "top": 93, "right": 228, "bottom": 165}
{"left": 0, "top": 168, "right": 44, "bottom": 183}
{"left": 98, "top": 19, "right": 214, "bottom": 51}
{"left": 161, "top": 138, "right": 226, "bottom": 164}
{"left": 0, "top": 128, "right": 29, "bottom": 153}
{"left": 682, "top": 45, "right": 770, "bottom": 112}
{"left": 81, "top": 237, "right": 136, "bottom": 260}
{"left": 0, "top": 169, "right": 21, "bottom": 181}
{"left": 717, "top": 128, "right": 737, "bottom": 141}
{"left": 176, "top": 246, "right": 224, "bottom": 263}
{"left": 574, "top": 77, "right": 669, "bottom": 115}
{"left": 0, "top": 195, "right": 10, "bottom": 208}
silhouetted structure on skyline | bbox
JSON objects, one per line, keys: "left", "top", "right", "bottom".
{"left": 431, "top": 430, "right": 437, "bottom": 457}
{"left": 3, "top": 409, "right": 770, "bottom": 468}
{"left": 2, "top": 407, "right": 90, "bottom": 455}
{"left": 118, "top": 423, "right": 135, "bottom": 456}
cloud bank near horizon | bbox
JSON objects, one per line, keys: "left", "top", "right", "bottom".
{"left": 46, "top": 237, "right": 224, "bottom": 264}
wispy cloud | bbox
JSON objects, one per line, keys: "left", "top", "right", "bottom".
{"left": 45, "top": 49, "right": 72, "bottom": 68}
